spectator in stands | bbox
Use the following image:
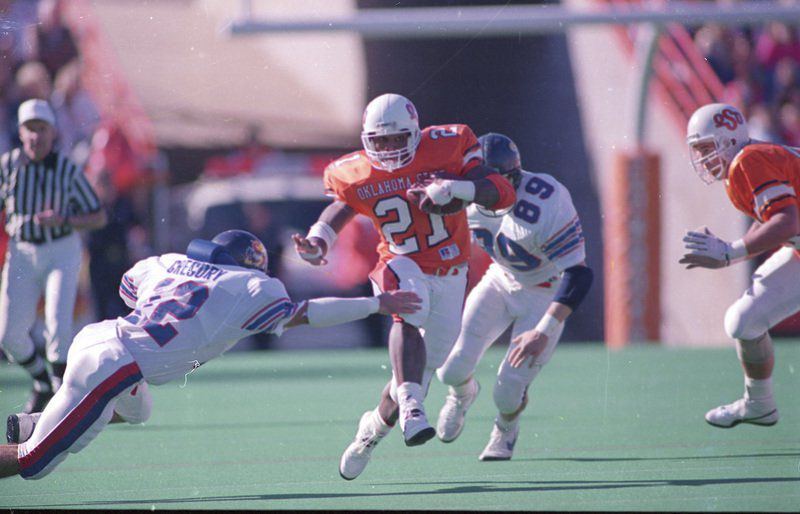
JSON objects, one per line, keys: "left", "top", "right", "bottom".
{"left": 51, "top": 58, "right": 100, "bottom": 164}
{"left": 23, "top": 0, "right": 79, "bottom": 82}
{"left": 86, "top": 171, "right": 142, "bottom": 322}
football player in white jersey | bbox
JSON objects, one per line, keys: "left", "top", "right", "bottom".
{"left": 0, "top": 230, "right": 420, "bottom": 480}
{"left": 436, "top": 133, "right": 594, "bottom": 460}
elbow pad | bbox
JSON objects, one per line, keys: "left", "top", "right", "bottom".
{"left": 554, "top": 265, "right": 594, "bottom": 311}
{"left": 485, "top": 174, "right": 517, "bottom": 210}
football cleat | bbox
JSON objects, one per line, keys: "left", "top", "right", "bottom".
{"left": 479, "top": 422, "right": 519, "bottom": 461}
{"left": 437, "top": 379, "right": 480, "bottom": 443}
{"left": 401, "top": 406, "right": 435, "bottom": 447}
{"left": 339, "top": 411, "right": 388, "bottom": 480}
{"left": 7, "top": 412, "right": 40, "bottom": 444}
{"left": 704, "top": 398, "right": 779, "bottom": 428}
{"left": 23, "top": 389, "right": 53, "bottom": 414}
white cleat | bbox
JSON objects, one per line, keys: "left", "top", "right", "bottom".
{"left": 339, "top": 411, "right": 387, "bottom": 480}
{"left": 479, "top": 422, "right": 519, "bottom": 461}
{"left": 7, "top": 412, "right": 41, "bottom": 444}
{"left": 437, "top": 379, "right": 480, "bottom": 443}
{"left": 705, "top": 398, "right": 779, "bottom": 428}
{"left": 401, "top": 406, "right": 435, "bottom": 447}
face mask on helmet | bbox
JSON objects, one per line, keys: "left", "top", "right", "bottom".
{"left": 686, "top": 103, "right": 749, "bottom": 184}
{"left": 476, "top": 132, "right": 522, "bottom": 217}
{"left": 361, "top": 93, "right": 421, "bottom": 171}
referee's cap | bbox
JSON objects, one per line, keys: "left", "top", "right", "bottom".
{"left": 18, "top": 99, "right": 56, "bottom": 127}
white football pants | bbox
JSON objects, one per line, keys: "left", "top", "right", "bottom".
{"left": 370, "top": 255, "right": 468, "bottom": 399}
{"left": 438, "top": 269, "right": 563, "bottom": 415}
{"left": 724, "top": 246, "right": 800, "bottom": 341}
{"left": 17, "top": 320, "right": 152, "bottom": 479}
{"left": 0, "top": 234, "right": 82, "bottom": 364}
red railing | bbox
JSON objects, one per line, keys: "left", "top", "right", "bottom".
{"left": 597, "top": 0, "right": 725, "bottom": 130}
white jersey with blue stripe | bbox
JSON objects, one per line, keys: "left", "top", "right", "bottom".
{"left": 467, "top": 170, "right": 586, "bottom": 288}
{"left": 115, "top": 253, "right": 298, "bottom": 385}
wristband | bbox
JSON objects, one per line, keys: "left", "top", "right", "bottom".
{"left": 534, "top": 313, "right": 562, "bottom": 339}
{"left": 307, "top": 221, "right": 337, "bottom": 250}
{"left": 727, "top": 239, "right": 748, "bottom": 265}
{"left": 449, "top": 180, "right": 476, "bottom": 201}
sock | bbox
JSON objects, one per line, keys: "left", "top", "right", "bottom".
{"left": 396, "top": 382, "right": 424, "bottom": 409}
{"left": 744, "top": 376, "right": 773, "bottom": 402}
{"left": 495, "top": 414, "right": 519, "bottom": 432}
{"left": 370, "top": 408, "right": 392, "bottom": 436}
{"left": 451, "top": 377, "right": 476, "bottom": 398}
{"left": 18, "top": 352, "right": 52, "bottom": 392}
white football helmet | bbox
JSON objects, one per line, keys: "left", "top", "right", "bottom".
{"left": 361, "top": 93, "right": 421, "bottom": 171}
{"left": 686, "top": 103, "right": 750, "bottom": 184}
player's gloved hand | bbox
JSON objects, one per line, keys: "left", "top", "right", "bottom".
{"left": 376, "top": 290, "right": 423, "bottom": 315}
{"left": 423, "top": 180, "right": 455, "bottom": 206}
{"left": 292, "top": 233, "right": 328, "bottom": 266}
{"left": 679, "top": 227, "right": 747, "bottom": 269}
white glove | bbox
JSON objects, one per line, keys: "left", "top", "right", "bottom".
{"left": 424, "top": 180, "right": 454, "bottom": 205}
{"left": 680, "top": 227, "right": 747, "bottom": 269}
{"left": 423, "top": 179, "right": 476, "bottom": 205}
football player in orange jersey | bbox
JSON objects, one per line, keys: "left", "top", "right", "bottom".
{"left": 681, "top": 103, "right": 800, "bottom": 429}
{"left": 293, "top": 93, "right": 516, "bottom": 480}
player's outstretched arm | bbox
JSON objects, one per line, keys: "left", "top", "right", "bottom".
{"left": 293, "top": 201, "right": 357, "bottom": 266}
{"left": 284, "top": 290, "right": 422, "bottom": 329}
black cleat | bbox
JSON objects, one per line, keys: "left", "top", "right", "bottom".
{"left": 6, "top": 414, "right": 19, "bottom": 444}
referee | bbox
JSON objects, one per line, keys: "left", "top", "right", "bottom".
{"left": 0, "top": 99, "right": 107, "bottom": 413}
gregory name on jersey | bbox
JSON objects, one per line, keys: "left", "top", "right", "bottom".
{"left": 166, "top": 259, "right": 228, "bottom": 281}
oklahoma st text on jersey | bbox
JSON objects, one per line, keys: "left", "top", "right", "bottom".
{"left": 324, "top": 124, "right": 483, "bottom": 274}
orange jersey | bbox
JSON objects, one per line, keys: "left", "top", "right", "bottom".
{"left": 726, "top": 143, "right": 800, "bottom": 224}
{"left": 324, "top": 124, "right": 482, "bottom": 274}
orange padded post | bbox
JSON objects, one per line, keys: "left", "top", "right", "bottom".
{"left": 604, "top": 150, "right": 661, "bottom": 347}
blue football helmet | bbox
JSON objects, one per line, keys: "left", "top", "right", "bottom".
{"left": 479, "top": 132, "right": 522, "bottom": 189}
{"left": 187, "top": 229, "right": 268, "bottom": 272}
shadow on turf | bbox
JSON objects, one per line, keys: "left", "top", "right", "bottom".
{"left": 24, "top": 476, "right": 800, "bottom": 508}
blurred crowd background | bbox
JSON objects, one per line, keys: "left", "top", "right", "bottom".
{"left": 1, "top": 0, "right": 799, "bottom": 350}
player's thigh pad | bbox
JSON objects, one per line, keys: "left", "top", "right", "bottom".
{"left": 113, "top": 380, "right": 153, "bottom": 424}
{"left": 370, "top": 256, "right": 430, "bottom": 327}
{"left": 724, "top": 247, "right": 800, "bottom": 341}
{"left": 420, "top": 271, "right": 468, "bottom": 370}
{"left": 438, "top": 275, "right": 512, "bottom": 386}
{"left": 17, "top": 321, "right": 143, "bottom": 479}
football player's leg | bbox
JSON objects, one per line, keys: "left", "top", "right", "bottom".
{"left": 42, "top": 236, "right": 82, "bottom": 391}
{"left": 112, "top": 380, "right": 153, "bottom": 424}
{"left": 436, "top": 276, "right": 511, "bottom": 442}
{"left": 481, "top": 288, "right": 561, "bottom": 461}
{"left": 376, "top": 256, "right": 435, "bottom": 446}
{"left": 15, "top": 330, "right": 142, "bottom": 479}
{"left": 0, "top": 248, "right": 52, "bottom": 412}
{"left": 707, "top": 247, "right": 800, "bottom": 428}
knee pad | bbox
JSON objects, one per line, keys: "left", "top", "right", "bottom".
{"left": 437, "top": 353, "right": 472, "bottom": 387}
{"left": 493, "top": 373, "right": 532, "bottom": 415}
{"left": 736, "top": 333, "right": 774, "bottom": 365}
{"left": 114, "top": 381, "right": 153, "bottom": 424}
{"left": 724, "top": 298, "right": 769, "bottom": 342}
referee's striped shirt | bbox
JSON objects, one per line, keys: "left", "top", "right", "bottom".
{"left": 0, "top": 148, "right": 102, "bottom": 244}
